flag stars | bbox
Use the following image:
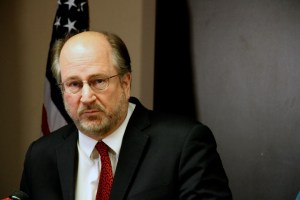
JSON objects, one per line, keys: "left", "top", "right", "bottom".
{"left": 77, "top": 2, "right": 86, "bottom": 12}
{"left": 54, "top": 17, "right": 61, "bottom": 29}
{"left": 64, "top": 18, "right": 77, "bottom": 32}
{"left": 65, "top": 0, "right": 77, "bottom": 10}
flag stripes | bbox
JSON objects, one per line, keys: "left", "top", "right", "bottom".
{"left": 42, "top": 0, "right": 89, "bottom": 135}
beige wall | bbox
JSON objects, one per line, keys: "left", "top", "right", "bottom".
{"left": 0, "top": 0, "right": 155, "bottom": 196}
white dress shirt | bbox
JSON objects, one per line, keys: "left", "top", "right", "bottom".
{"left": 75, "top": 103, "right": 136, "bottom": 200}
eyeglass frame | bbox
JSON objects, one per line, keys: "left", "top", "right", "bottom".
{"left": 58, "top": 74, "right": 122, "bottom": 94}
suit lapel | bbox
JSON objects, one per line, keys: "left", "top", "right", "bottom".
{"left": 110, "top": 98, "right": 150, "bottom": 200}
{"left": 56, "top": 127, "right": 78, "bottom": 200}
{"left": 110, "top": 129, "right": 148, "bottom": 200}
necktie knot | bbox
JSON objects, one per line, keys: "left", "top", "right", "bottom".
{"left": 95, "top": 141, "right": 109, "bottom": 157}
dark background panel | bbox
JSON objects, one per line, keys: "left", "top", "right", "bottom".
{"left": 190, "top": 0, "right": 300, "bottom": 199}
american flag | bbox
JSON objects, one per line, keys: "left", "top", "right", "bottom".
{"left": 42, "top": 0, "right": 89, "bottom": 135}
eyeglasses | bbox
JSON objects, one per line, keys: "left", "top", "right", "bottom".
{"left": 59, "top": 74, "right": 120, "bottom": 94}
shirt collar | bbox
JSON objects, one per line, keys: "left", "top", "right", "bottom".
{"left": 78, "top": 102, "right": 136, "bottom": 158}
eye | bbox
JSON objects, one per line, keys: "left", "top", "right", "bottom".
{"left": 91, "top": 78, "right": 107, "bottom": 90}
{"left": 66, "top": 80, "right": 82, "bottom": 89}
{"left": 94, "top": 78, "right": 106, "bottom": 85}
{"left": 90, "top": 78, "right": 106, "bottom": 88}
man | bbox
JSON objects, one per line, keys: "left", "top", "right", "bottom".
{"left": 20, "top": 31, "right": 232, "bottom": 200}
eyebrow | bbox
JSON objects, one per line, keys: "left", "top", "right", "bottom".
{"left": 63, "top": 74, "right": 110, "bottom": 82}
{"left": 89, "top": 74, "right": 109, "bottom": 78}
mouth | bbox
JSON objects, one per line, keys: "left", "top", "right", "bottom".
{"left": 84, "top": 109, "right": 99, "bottom": 113}
{"left": 82, "top": 109, "right": 100, "bottom": 114}
{"left": 79, "top": 109, "right": 102, "bottom": 117}
{"left": 78, "top": 104, "right": 105, "bottom": 118}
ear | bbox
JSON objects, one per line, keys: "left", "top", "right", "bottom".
{"left": 121, "top": 73, "right": 132, "bottom": 98}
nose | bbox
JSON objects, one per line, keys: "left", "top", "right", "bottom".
{"left": 80, "top": 81, "right": 96, "bottom": 104}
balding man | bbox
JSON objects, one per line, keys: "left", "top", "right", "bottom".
{"left": 20, "top": 31, "right": 232, "bottom": 200}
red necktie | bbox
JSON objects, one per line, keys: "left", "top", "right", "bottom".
{"left": 95, "top": 141, "right": 113, "bottom": 200}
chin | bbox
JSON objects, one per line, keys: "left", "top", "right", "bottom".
{"left": 79, "top": 119, "right": 108, "bottom": 133}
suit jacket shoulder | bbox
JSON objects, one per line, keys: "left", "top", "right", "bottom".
{"left": 112, "top": 97, "right": 232, "bottom": 200}
{"left": 20, "top": 123, "right": 78, "bottom": 200}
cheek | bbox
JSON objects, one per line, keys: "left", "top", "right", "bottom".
{"left": 98, "top": 89, "right": 122, "bottom": 110}
{"left": 64, "top": 95, "right": 79, "bottom": 113}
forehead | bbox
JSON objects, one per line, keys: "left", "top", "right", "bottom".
{"left": 59, "top": 33, "right": 116, "bottom": 79}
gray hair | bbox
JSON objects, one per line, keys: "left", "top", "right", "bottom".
{"left": 51, "top": 31, "right": 132, "bottom": 84}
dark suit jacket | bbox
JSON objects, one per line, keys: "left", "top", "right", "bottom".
{"left": 20, "top": 97, "right": 232, "bottom": 200}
